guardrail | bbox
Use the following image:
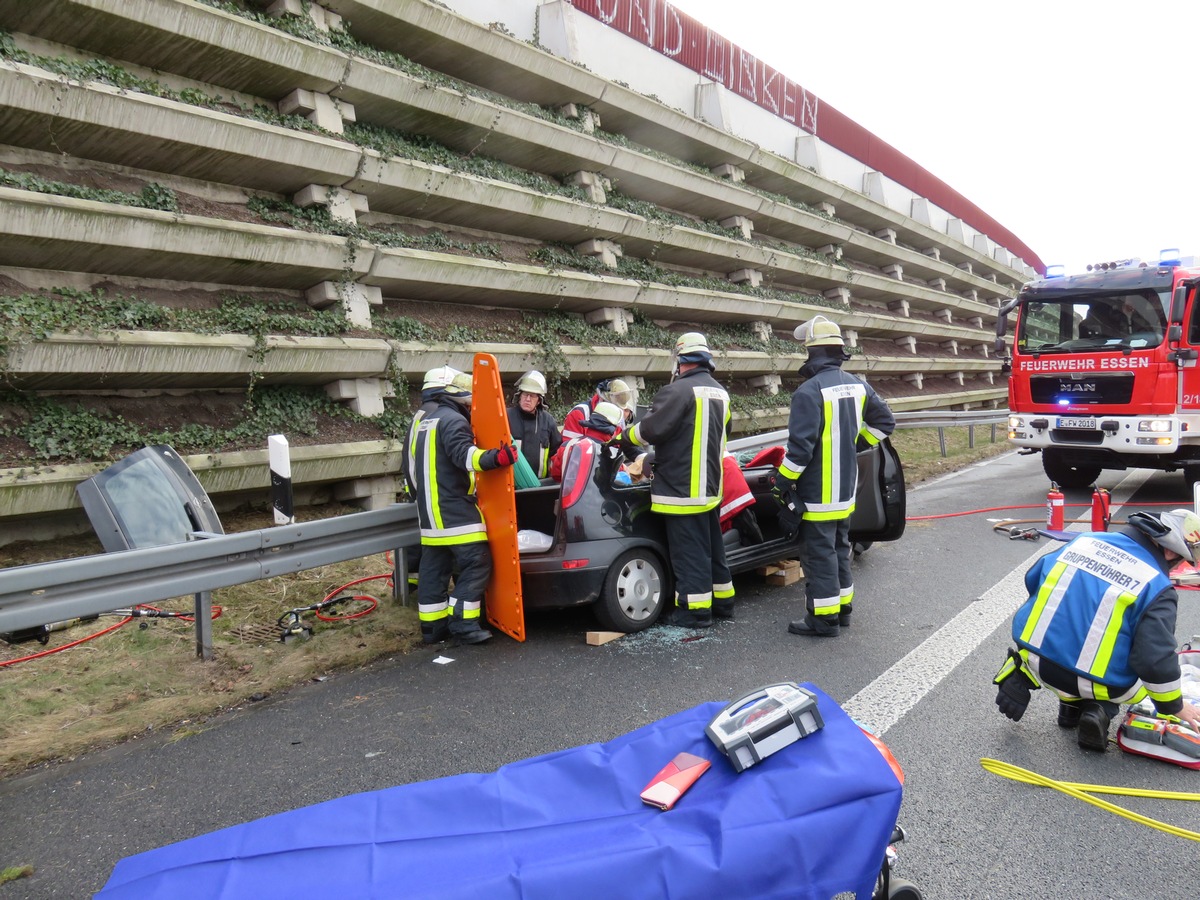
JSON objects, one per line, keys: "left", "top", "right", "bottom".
{"left": 1, "top": 409, "right": 1010, "bottom": 660}
{"left": 0, "top": 504, "right": 419, "bottom": 660}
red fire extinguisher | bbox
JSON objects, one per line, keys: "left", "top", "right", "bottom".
{"left": 1046, "top": 484, "right": 1065, "bottom": 531}
{"left": 1090, "top": 487, "right": 1111, "bottom": 532}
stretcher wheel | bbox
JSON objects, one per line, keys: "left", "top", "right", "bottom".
{"left": 888, "top": 877, "right": 923, "bottom": 900}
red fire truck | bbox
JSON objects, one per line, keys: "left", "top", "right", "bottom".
{"left": 999, "top": 252, "right": 1200, "bottom": 488}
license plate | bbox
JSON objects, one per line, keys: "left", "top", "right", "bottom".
{"left": 1056, "top": 416, "right": 1096, "bottom": 429}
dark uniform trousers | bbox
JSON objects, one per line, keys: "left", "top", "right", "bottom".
{"left": 799, "top": 517, "right": 853, "bottom": 622}
{"left": 417, "top": 542, "right": 492, "bottom": 641}
{"left": 664, "top": 508, "right": 734, "bottom": 626}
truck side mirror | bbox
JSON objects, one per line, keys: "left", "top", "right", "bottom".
{"left": 1170, "top": 285, "right": 1188, "bottom": 325}
{"left": 1169, "top": 323, "right": 1182, "bottom": 343}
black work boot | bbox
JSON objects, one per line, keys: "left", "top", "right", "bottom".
{"left": 787, "top": 614, "right": 840, "bottom": 637}
{"left": 1077, "top": 703, "right": 1111, "bottom": 752}
{"left": 713, "top": 602, "right": 735, "bottom": 621}
{"left": 666, "top": 607, "right": 712, "bottom": 628}
{"left": 838, "top": 605, "right": 852, "bottom": 628}
{"left": 1057, "top": 701, "right": 1082, "bottom": 728}
{"left": 449, "top": 622, "right": 492, "bottom": 644}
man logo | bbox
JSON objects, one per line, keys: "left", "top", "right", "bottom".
{"left": 1057, "top": 383, "right": 1096, "bottom": 393}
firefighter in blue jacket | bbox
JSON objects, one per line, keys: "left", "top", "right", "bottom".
{"left": 406, "top": 366, "right": 518, "bottom": 644}
{"left": 994, "top": 509, "right": 1200, "bottom": 751}
{"left": 624, "top": 333, "right": 734, "bottom": 627}
{"left": 775, "top": 316, "right": 895, "bottom": 637}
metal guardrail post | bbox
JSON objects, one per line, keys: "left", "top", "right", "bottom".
{"left": 937, "top": 427, "right": 947, "bottom": 457}
{"left": 195, "top": 591, "right": 213, "bottom": 660}
{"left": 395, "top": 549, "right": 410, "bottom": 606}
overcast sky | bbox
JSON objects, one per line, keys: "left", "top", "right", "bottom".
{"left": 667, "top": 0, "right": 1199, "bottom": 275}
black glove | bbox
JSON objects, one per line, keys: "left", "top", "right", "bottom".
{"left": 995, "top": 676, "right": 1032, "bottom": 722}
{"left": 770, "top": 471, "right": 801, "bottom": 541}
{"left": 484, "top": 443, "right": 519, "bottom": 469}
{"left": 993, "top": 648, "right": 1039, "bottom": 722}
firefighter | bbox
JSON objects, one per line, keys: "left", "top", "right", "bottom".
{"left": 994, "top": 509, "right": 1200, "bottom": 751}
{"left": 563, "top": 378, "right": 636, "bottom": 439}
{"left": 549, "top": 401, "right": 623, "bottom": 482}
{"left": 506, "top": 370, "right": 562, "bottom": 479}
{"left": 776, "top": 316, "right": 895, "bottom": 637}
{"left": 623, "top": 332, "right": 734, "bottom": 627}
{"left": 405, "top": 366, "right": 519, "bottom": 644}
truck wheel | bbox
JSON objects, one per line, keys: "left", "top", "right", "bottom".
{"left": 1042, "top": 450, "right": 1101, "bottom": 490}
{"left": 594, "top": 549, "right": 670, "bottom": 632}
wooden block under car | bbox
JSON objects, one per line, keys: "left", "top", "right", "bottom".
{"left": 586, "top": 631, "right": 625, "bottom": 646}
{"left": 765, "top": 564, "right": 804, "bottom": 586}
{"left": 756, "top": 559, "right": 802, "bottom": 578}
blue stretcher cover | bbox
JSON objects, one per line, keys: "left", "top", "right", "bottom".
{"left": 98, "top": 684, "right": 903, "bottom": 900}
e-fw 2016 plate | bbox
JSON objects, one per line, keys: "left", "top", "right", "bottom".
{"left": 1056, "top": 416, "right": 1096, "bottom": 429}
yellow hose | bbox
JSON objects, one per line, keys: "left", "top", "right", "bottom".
{"left": 980, "top": 758, "right": 1200, "bottom": 842}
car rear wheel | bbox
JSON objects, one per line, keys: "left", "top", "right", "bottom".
{"left": 594, "top": 548, "right": 670, "bottom": 632}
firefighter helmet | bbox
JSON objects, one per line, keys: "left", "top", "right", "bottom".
{"left": 1129, "top": 508, "right": 1200, "bottom": 562}
{"left": 592, "top": 401, "right": 624, "bottom": 429}
{"left": 598, "top": 378, "right": 636, "bottom": 413}
{"left": 793, "top": 316, "right": 844, "bottom": 348}
{"left": 516, "top": 370, "right": 547, "bottom": 396}
{"left": 673, "top": 331, "right": 713, "bottom": 362}
{"left": 422, "top": 365, "right": 473, "bottom": 396}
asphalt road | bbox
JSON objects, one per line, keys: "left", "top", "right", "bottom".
{"left": 3, "top": 450, "right": 1199, "bottom": 899}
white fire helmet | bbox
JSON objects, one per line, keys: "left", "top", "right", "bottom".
{"left": 793, "top": 315, "right": 844, "bottom": 348}
{"left": 673, "top": 331, "right": 713, "bottom": 363}
{"left": 516, "top": 370, "right": 548, "bottom": 396}
{"left": 592, "top": 402, "right": 624, "bottom": 429}
{"left": 1131, "top": 508, "right": 1200, "bottom": 563}
{"left": 422, "top": 365, "right": 473, "bottom": 396}
{"left": 600, "top": 378, "right": 636, "bottom": 414}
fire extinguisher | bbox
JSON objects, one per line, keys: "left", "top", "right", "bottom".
{"left": 1090, "top": 487, "right": 1111, "bottom": 532}
{"left": 1046, "top": 484, "right": 1065, "bottom": 531}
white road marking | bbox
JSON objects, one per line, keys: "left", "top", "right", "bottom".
{"left": 843, "top": 467, "right": 1156, "bottom": 735}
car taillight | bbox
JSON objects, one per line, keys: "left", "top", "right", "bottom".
{"left": 562, "top": 559, "right": 588, "bottom": 569}
{"left": 560, "top": 440, "right": 595, "bottom": 509}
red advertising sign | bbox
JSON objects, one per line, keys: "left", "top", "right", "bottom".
{"left": 568, "top": 0, "right": 1044, "bottom": 273}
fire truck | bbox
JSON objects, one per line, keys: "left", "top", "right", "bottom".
{"left": 999, "top": 252, "right": 1200, "bottom": 489}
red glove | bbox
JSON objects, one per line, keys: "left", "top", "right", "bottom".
{"left": 492, "top": 443, "right": 519, "bottom": 468}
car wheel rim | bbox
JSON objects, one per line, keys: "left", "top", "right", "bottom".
{"left": 616, "top": 558, "right": 661, "bottom": 622}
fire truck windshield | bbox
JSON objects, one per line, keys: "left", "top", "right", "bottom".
{"left": 1018, "top": 290, "right": 1168, "bottom": 353}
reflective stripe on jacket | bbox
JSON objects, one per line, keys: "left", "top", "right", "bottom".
{"left": 1013, "top": 531, "right": 1179, "bottom": 704}
{"left": 627, "top": 368, "right": 729, "bottom": 515}
{"left": 778, "top": 357, "right": 894, "bottom": 521}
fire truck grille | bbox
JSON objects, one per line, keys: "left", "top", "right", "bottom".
{"left": 1029, "top": 372, "right": 1134, "bottom": 406}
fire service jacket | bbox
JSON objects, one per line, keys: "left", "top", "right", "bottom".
{"left": 625, "top": 368, "right": 730, "bottom": 515}
{"left": 1012, "top": 528, "right": 1186, "bottom": 713}
{"left": 506, "top": 405, "right": 562, "bottom": 478}
{"left": 778, "top": 355, "right": 894, "bottom": 521}
{"left": 406, "top": 397, "right": 501, "bottom": 546}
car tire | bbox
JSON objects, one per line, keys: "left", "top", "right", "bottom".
{"left": 593, "top": 548, "right": 671, "bottom": 632}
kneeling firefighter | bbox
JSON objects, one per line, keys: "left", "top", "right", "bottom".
{"left": 994, "top": 509, "right": 1200, "bottom": 751}
{"left": 405, "top": 366, "right": 518, "bottom": 644}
